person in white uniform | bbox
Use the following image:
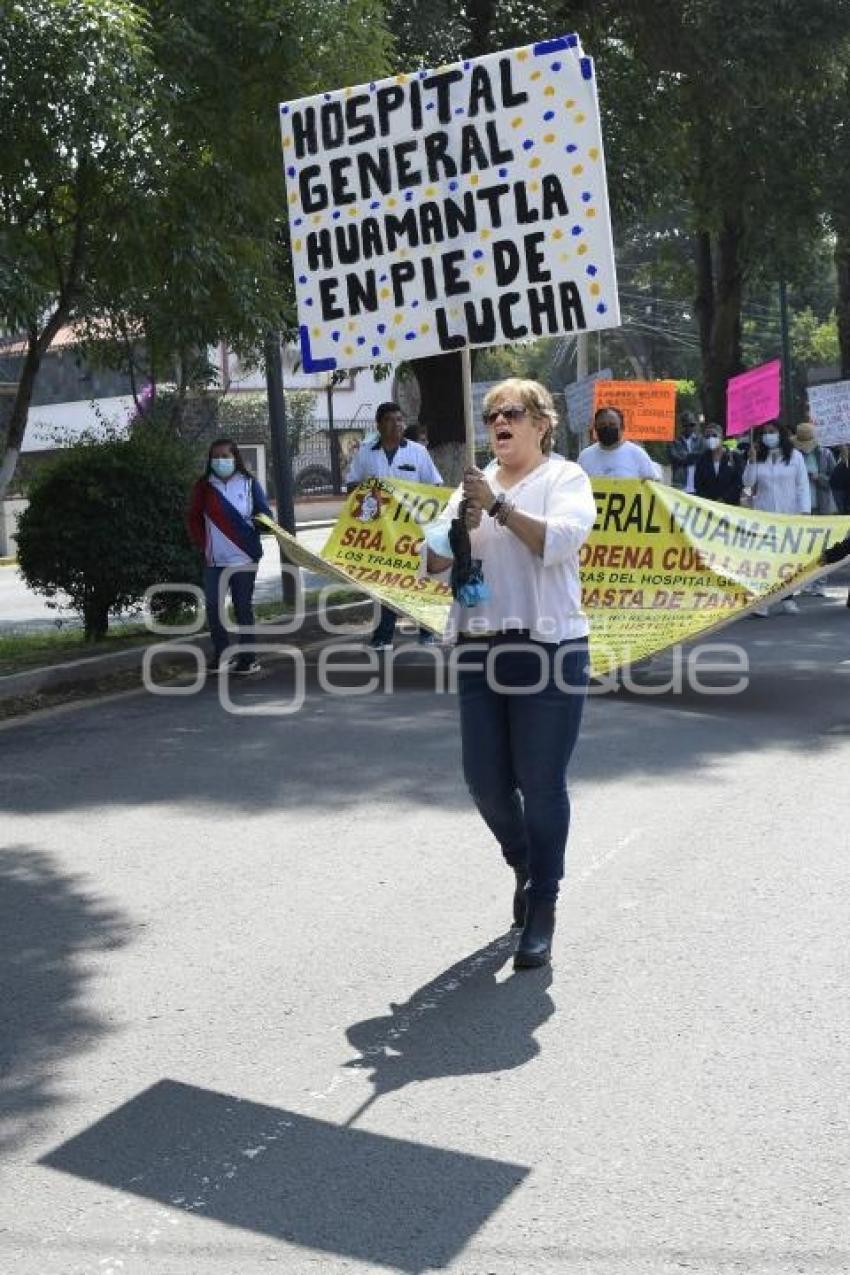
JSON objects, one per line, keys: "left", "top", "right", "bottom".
{"left": 346, "top": 401, "right": 443, "bottom": 648}
{"left": 425, "top": 378, "right": 596, "bottom": 971}
{"left": 578, "top": 407, "right": 662, "bottom": 480}
{"left": 743, "top": 421, "right": 811, "bottom": 616}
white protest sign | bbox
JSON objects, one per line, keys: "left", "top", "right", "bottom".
{"left": 807, "top": 380, "right": 850, "bottom": 447}
{"left": 565, "top": 367, "right": 612, "bottom": 433}
{"left": 280, "top": 35, "right": 620, "bottom": 375}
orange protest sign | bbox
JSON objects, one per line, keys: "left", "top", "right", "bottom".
{"left": 592, "top": 380, "right": 677, "bottom": 441}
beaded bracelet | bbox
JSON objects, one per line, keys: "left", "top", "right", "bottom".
{"left": 494, "top": 497, "right": 514, "bottom": 526}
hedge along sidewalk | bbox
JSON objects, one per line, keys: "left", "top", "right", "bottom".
{"left": 0, "top": 594, "right": 375, "bottom": 716}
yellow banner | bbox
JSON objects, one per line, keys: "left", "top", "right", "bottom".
{"left": 259, "top": 478, "right": 850, "bottom": 674}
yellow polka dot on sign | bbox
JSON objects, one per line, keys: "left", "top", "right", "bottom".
{"left": 345, "top": 87, "right": 353, "bottom": 98}
{"left": 480, "top": 228, "right": 491, "bottom": 239}
{"left": 589, "top": 147, "right": 599, "bottom": 159}
{"left": 282, "top": 136, "right": 292, "bottom": 148}
{"left": 529, "top": 180, "right": 540, "bottom": 192}
{"left": 311, "top": 214, "right": 321, "bottom": 224}
{"left": 396, "top": 73, "right": 409, "bottom": 84}
{"left": 586, "top": 207, "right": 597, "bottom": 218}
{"left": 572, "top": 164, "right": 584, "bottom": 175}
{"left": 398, "top": 248, "right": 409, "bottom": 258}
{"left": 543, "top": 133, "right": 555, "bottom": 144}
{"left": 475, "top": 264, "right": 486, "bottom": 276}
{"left": 344, "top": 344, "right": 354, "bottom": 355}
{"left": 531, "top": 70, "right": 541, "bottom": 81}
{"left": 348, "top": 207, "right": 358, "bottom": 217}
{"left": 470, "top": 173, "right": 480, "bottom": 186}
{"left": 420, "top": 322, "right": 430, "bottom": 333}
{"left": 393, "top": 313, "right": 403, "bottom": 324}
{"left": 590, "top": 283, "right": 600, "bottom": 297}
{"left": 380, "top": 287, "right": 390, "bottom": 299}
{"left": 529, "top": 158, "right": 541, "bottom": 169}
{"left": 425, "top": 186, "right": 436, "bottom": 197}
{"left": 312, "top": 327, "right": 321, "bottom": 337}
{"left": 387, "top": 197, "right": 397, "bottom": 207}
{"left": 552, "top": 228, "right": 563, "bottom": 240}
{"left": 577, "top": 243, "right": 588, "bottom": 255}
{"left": 387, "top": 338, "right": 397, "bottom": 350}
{"left": 347, "top": 321, "right": 356, "bottom": 331}
{"left": 544, "top": 85, "right": 555, "bottom": 97}
{"left": 293, "top": 239, "right": 302, "bottom": 251}
{"left": 560, "top": 252, "right": 570, "bottom": 262}
{"left": 288, "top": 192, "right": 298, "bottom": 205}
{"left": 511, "top": 116, "right": 523, "bottom": 128}
{"left": 574, "top": 112, "right": 586, "bottom": 123}
{"left": 565, "top": 99, "right": 575, "bottom": 108}
{"left": 450, "top": 309, "right": 459, "bottom": 318}
{"left": 517, "top": 49, "right": 529, "bottom": 60}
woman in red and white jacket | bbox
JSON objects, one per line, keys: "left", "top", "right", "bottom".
{"left": 187, "top": 438, "right": 273, "bottom": 675}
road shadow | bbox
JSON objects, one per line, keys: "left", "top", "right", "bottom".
{"left": 40, "top": 1077, "right": 528, "bottom": 1273}
{"left": 0, "top": 845, "right": 130, "bottom": 1153}
{"left": 343, "top": 933, "right": 553, "bottom": 1118}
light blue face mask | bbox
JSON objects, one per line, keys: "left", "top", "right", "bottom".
{"left": 211, "top": 456, "right": 235, "bottom": 478}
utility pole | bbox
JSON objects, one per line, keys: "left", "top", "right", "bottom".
{"left": 779, "top": 280, "right": 794, "bottom": 428}
{"left": 264, "top": 331, "right": 297, "bottom": 606}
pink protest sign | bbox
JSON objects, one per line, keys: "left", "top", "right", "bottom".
{"left": 726, "top": 359, "right": 781, "bottom": 436}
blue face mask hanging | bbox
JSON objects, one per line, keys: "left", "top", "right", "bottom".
{"left": 448, "top": 498, "right": 490, "bottom": 607}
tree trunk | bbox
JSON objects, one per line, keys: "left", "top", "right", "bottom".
{"left": 697, "top": 216, "right": 744, "bottom": 429}
{"left": 0, "top": 309, "right": 69, "bottom": 499}
{"left": 835, "top": 222, "right": 850, "bottom": 379}
{"left": 83, "top": 591, "right": 111, "bottom": 642}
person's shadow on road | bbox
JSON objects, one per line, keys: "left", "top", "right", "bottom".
{"left": 343, "top": 933, "right": 553, "bottom": 1120}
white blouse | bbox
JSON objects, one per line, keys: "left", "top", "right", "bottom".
{"left": 429, "top": 456, "right": 596, "bottom": 642}
{"left": 742, "top": 449, "right": 811, "bottom": 515}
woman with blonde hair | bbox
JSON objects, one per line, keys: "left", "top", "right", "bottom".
{"left": 425, "top": 378, "right": 596, "bottom": 970}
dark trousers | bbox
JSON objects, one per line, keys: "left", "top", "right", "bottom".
{"left": 457, "top": 638, "right": 589, "bottom": 902}
{"left": 372, "top": 605, "right": 430, "bottom": 644}
{"left": 204, "top": 565, "right": 257, "bottom": 666}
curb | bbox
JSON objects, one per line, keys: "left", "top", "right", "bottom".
{"left": 0, "top": 600, "right": 374, "bottom": 705}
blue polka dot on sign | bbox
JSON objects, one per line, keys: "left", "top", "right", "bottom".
{"left": 543, "top": 110, "right": 555, "bottom": 121}
{"left": 372, "top": 345, "right": 380, "bottom": 356}
{"left": 551, "top": 61, "right": 562, "bottom": 71}
{"left": 332, "top": 210, "right": 341, "bottom": 220}
{"left": 449, "top": 180, "right": 458, "bottom": 191}
{"left": 298, "top": 274, "right": 307, "bottom": 284}
{"left": 473, "top": 249, "right": 484, "bottom": 259}
{"left": 412, "top": 299, "right": 420, "bottom": 308}
{"left": 357, "top": 336, "right": 366, "bottom": 346}
{"left": 305, "top": 297, "right": 313, "bottom": 306}
{"left": 596, "top": 303, "right": 607, "bottom": 314}
{"left": 522, "top": 139, "right": 534, "bottom": 150}
{"left": 370, "top": 200, "right": 380, "bottom": 209}
{"left": 287, "top": 166, "right": 296, "bottom": 177}
{"left": 587, "top": 265, "right": 598, "bottom": 276}
{"left": 405, "top": 331, "right": 416, "bottom": 340}
{"left": 377, "top": 323, "right": 387, "bottom": 334}
{"left": 405, "top": 191, "right": 414, "bottom": 202}
{"left": 293, "top": 218, "right": 303, "bottom": 227}
{"left": 281, "top": 105, "right": 289, "bottom": 114}
{"left": 571, "top": 225, "right": 583, "bottom": 236}
{"left": 582, "top": 191, "right": 592, "bottom": 202}
{"left": 566, "top": 144, "right": 578, "bottom": 153}
{"left": 331, "top": 331, "right": 340, "bottom": 342}
{"left": 498, "top": 167, "right": 508, "bottom": 178}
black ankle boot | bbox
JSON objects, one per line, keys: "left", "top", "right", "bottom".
{"left": 511, "top": 866, "right": 529, "bottom": 929}
{"left": 514, "top": 897, "right": 556, "bottom": 969}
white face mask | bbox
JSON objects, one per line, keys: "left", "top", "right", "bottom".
{"left": 762, "top": 433, "right": 780, "bottom": 449}
{"left": 706, "top": 435, "right": 721, "bottom": 450}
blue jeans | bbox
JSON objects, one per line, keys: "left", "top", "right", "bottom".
{"left": 204, "top": 565, "right": 257, "bottom": 666}
{"left": 457, "top": 637, "right": 589, "bottom": 902}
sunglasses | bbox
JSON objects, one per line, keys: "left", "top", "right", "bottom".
{"left": 482, "top": 405, "right": 528, "bottom": 426}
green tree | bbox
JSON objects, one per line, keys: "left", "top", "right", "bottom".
{"left": 0, "top": 0, "right": 390, "bottom": 496}
{"left": 16, "top": 427, "right": 200, "bottom": 640}
{"left": 0, "top": 0, "right": 154, "bottom": 497}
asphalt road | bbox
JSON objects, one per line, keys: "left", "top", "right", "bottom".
{"left": 1, "top": 586, "right": 849, "bottom": 1275}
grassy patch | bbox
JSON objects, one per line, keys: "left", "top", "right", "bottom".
{"left": 0, "top": 625, "right": 153, "bottom": 677}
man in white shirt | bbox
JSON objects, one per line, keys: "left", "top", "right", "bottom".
{"left": 346, "top": 401, "right": 443, "bottom": 648}
{"left": 578, "top": 407, "right": 662, "bottom": 480}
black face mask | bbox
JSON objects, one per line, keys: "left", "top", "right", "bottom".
{"left": 596, "top": 425, "right": 621, "bottom": 447}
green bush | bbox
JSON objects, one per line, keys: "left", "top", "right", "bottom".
{"left": 16, "top": 426, "right": 201, "bottom": 640}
